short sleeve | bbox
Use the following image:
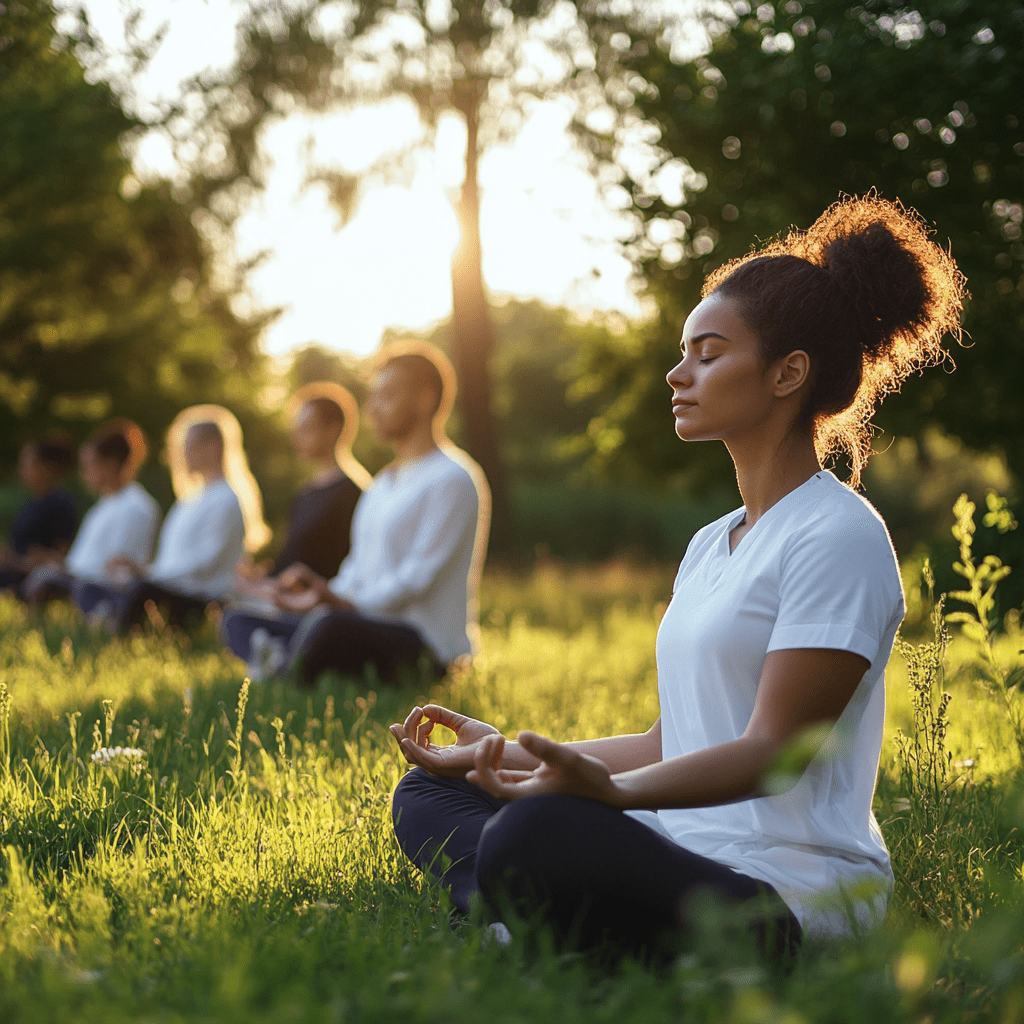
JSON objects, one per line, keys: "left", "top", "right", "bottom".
{"left": 767, "top": 514, "right": 904, "bottom": 668}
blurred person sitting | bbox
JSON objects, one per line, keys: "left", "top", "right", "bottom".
{"left": 0, "top": 434, "right": 79, "bottom": 594}
{"left": 221, "top": 343, "right": 490, "bottom": 687}
{"left": 24, "top": 420, "right": 161, "bottom": 605}
{"left": 235, "top": 384, "right": 369, "bottom": 600}
{"left": 79, "top": 406, "right": 269, "bottom": 632}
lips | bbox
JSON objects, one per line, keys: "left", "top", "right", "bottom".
{"left": 672, "top": 400, "right": 697, "bottom": 412}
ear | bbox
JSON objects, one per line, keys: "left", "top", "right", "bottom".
{"left": 772, "top": 350, "right": 811, "bottom": 399}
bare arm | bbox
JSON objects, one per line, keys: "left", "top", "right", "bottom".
{"left": 469, "top": 648, "right": 870, "bottom": 808}
{"left": 390, "top": 705, "right": 662, "bottom": 778}
{"left": 567, "top": 720, "right": 662, "bottom": 775}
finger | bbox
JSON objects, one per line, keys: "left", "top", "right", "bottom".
{"left": 468, "top": 736, "right": 505, "bottom": 791}
{"left": 516, "top": 731, "right": 574, "bottom": 766}
{"left": 402, "top": 706, "right": 424, "bottom": 740}
{"left": 422, "top": 705, "right": 471, "bottom": 732}
{"left": 400, "top": 737, "right": 436, "bottom": 768}
{"left": 495, "top": 769, "right": 535, "bottom": 783}
{"left": 400, "top": 738, "right": 453, "bottom": 775}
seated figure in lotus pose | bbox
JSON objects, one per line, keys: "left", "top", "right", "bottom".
{"left": 388, "top": 196, "right": 965, "bottom": 961}
{"left": 24, "top": 420, "right": 161, "bottom": 605}
{"left": 79, "top": 406, "right": 268, "bottom": 632}
{"left": 222, "top": 343, "right": 490, "bottom": 687}
{"left": 234, "top": 383, "right": 369, "bottom": 604}
{"left": 0, "top": 434, "right": 79, "bottom": 595}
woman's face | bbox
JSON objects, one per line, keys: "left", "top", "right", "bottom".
{"left": 666, "top": 292, "right": 782, "bottom": 444}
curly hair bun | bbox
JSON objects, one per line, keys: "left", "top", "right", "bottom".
{"left": 797, "top": 195, "right": 964, "bottom": 371}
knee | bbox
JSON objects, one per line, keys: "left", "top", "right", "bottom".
{"left": 220, "top": 611, "right": 255, "bottom": 659}
{"left": 391, "top": 769, "right": 443, "bottom": 837}
{"left": 476, "top": 796, "right": 566, "bottom": 892}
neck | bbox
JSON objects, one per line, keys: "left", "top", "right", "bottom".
{"left": 726, "top": 428, "right": 821, "bottom": 526}
{"left": 200, "top": 468, "right": 225, "bottom": 485}
{"left": 390, "top": 423, "right": 438, "bottom": 467}
{"left": 310, "top": 456, "right": 343, "bottom": 485}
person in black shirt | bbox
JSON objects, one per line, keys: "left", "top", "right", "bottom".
{"left": 235, "top": 387, "right": 368, "bottom": 600}
{"left": 1, "top": 435, "right": 79, "bottom": 593}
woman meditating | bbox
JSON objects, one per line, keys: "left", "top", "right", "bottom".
{"left": 23, "top": 420, "right": 161, "bottom": 605}
{"left": 388, "top": 195, "right": 965, "bottom": 958}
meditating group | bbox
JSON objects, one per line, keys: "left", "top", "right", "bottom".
{"left": 4, "top": 196, "right": 969, "bottom": 964}
{"left": 1, "top": 343, "right": 489, "bottom": 687}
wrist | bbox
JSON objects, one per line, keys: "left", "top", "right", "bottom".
{"left": 608, "top": 769, "right": 647, "bottom": 810}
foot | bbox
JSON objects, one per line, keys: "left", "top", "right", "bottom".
{"left": 246, "top": 627, "right": 288, "bottom": 683}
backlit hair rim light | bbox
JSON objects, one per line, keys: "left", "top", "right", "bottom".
{"left": 167, "top": 404, "right": 272, "bottom": 553}
{"left": 286, "top": 382, "right": 373, "bottom": 491}
{"left": 90, "top": 417, "right": 149, "bottom": 479}
{"left": 369, "top": 339, "right": 457, "bottom": 434}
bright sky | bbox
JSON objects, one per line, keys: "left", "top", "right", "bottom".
{"left": 74, "top": 0, "right": 643, "bottom": 359}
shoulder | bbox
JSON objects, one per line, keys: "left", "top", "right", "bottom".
{"left": 207, "top": 480, "right": 243, "bottom": 513}
{"left": 779, "top": 475, "right": 899, "bottom": 579}
{"left": 125, "top": 482, "right": 160, "bottom": 513}
{"left": 427, "top": 447, "right": 485, "bottom": 497}
{"left": 797, "top": 475, "right": 893, "bottom": 548}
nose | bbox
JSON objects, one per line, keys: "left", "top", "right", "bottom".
{"left": 666, "top": 358, "right": 692, "bottom": 389}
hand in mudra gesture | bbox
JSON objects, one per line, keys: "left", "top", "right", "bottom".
{"left": 468, "top": 731, "right": 620, "bottom": 806}
{"left": 390, "top": 704, "right": 500, "bottom": 778}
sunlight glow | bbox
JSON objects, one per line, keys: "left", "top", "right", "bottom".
{"left": 74, "top": 0, "right": 642, "bottom": 359}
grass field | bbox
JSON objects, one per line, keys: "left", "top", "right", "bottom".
{"left": 0, "top": 557, "right": 1022, "bottom": 1022}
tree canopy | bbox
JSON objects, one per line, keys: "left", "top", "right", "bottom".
{"left": 576, "top": 0, "right": 1024, "bottom": 489}
{"left": 170, "top": 0, "right": 650, "bottom": 549}
{"left": 0, "top": 1, "right": 271, "bottom": 477}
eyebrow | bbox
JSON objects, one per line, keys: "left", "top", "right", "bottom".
{"left": 681, "top": 331, "right": 730, "bottom": 349}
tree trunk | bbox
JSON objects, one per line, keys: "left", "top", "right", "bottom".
{"left": 450, "top": 81, "right": 513, "bottom": 554}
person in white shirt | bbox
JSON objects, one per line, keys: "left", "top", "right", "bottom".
{"left": 388, "top": 196, "right": 966, "bottom": 961}
{"left": 221, "top": 344, "right": 490, "bottom": 687}
{"left": 24, "top": 421, "right": 160, "bottom": 605}
{"left": 78, "top": 419, "right": 247, "bottom": 632}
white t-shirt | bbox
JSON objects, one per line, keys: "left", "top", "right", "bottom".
{"left": 66, "top": 482, "right": 161, "bottom": 583}
{"left": 631, "top": 471, "right": 904, "bottom": 937}
{"left": 329, "top": 447, "right": 489, "bottom": 664}
{"left": 147, "top": 479, "right": 245, "bottom": 599}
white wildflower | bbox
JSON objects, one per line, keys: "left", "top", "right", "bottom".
{"left": 91, "top": 746, "right": 146, "bottom": 767}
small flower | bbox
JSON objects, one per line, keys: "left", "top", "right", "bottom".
{"left": 91, "top": 746, "right": 146, "bottom": 766}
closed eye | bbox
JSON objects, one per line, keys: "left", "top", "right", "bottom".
{"left": 698, "top": 356, "right": 718, "bottom": 364}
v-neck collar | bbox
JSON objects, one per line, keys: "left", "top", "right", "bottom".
{"left": 723, "top": 471, "right": 829, "bottom": 558}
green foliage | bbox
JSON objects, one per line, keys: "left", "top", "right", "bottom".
{"left": 579, "top": 0, "right": 1024, "bottom": 488}
{"left": 944, "top": 493, "right": 1024, "bottom": 761}
{"left": 0, "top": 2, "right": 278, "bottom": 473}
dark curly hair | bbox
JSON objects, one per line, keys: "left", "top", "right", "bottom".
{"left": 703, "top": 195, "right": 966, "bottom": 487}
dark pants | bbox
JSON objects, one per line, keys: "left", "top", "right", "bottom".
{"left": 221, "top": 606, "right": 446, "bottom": 686}
{"left": 392, "top": 770, "right": 802, "bottom": 960}
{"left": 75, "top": 580, "right": 210, "bottom": 632}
